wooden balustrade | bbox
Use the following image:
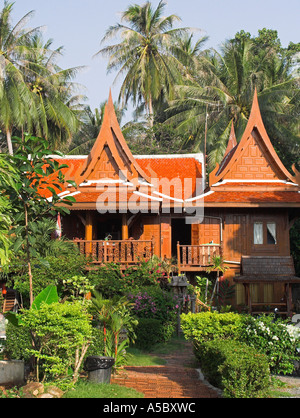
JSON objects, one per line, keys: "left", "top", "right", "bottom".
{"left": 177, "top": 243, "right": 221, "bottom": 273}
{"left": 73, "top": 239, "right": 154, "bottom": 267}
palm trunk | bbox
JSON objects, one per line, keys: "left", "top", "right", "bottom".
{"left": 148, "top": 94, "right": 154, "bottom": 128}
{"left": 6, "top": 128, "right": 13, "bottom": 155}
{"left": 24, "top": 203, "right": 33, "bottom": 307}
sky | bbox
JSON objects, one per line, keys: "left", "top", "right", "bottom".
{"left": 11, "top": 0, "right": 300, "bottom": 121}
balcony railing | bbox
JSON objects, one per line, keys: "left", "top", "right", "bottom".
{"left": 73, "top": 239, "right": 154, "bottom": 267}
{"left": 177, "top": 243, "right": 222, "bottom": 273}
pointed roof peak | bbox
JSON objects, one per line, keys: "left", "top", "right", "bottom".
{"left": 107, "top": 88, "right": 114, "bottom": 109}
{"left": 74, "top": 91, "right": 151, "bottom": 185}
{"left": 248, "top": 86, "right": 261, "bottom": 122}
{"left": 209, "top": 89, "right": 296, "bottom": 185}
{"left": 224, "top": 120, "right": 237, "bottom": 157}
{"left": 102, "top": 88, "right": 116, "bottom": 126}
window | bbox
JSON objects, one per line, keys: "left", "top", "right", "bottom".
{"left": 267, "top": 223, "right": 276, "bottom": 244}
{"left": 253, "top": 222, "right": 277, "bottom": 245}
{"left": 254, "top": 223, "right": 263, "bottom": 244}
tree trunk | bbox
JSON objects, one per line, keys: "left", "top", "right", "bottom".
{"left": 24, "top": 203, "right": 33, "bottom": 307}
{"left": 6, "top": 128, "right": 13, "bottom": 155}
{"left": 148, "top": 94, "right": 154, "bottom": 128}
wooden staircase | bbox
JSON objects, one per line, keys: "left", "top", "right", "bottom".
{"left": 2, "top": 290, "right": 17, "bottom": 313}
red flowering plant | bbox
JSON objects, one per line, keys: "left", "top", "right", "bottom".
{"left": 124, "top": 258, "right": 164, "bottom": 288}
{"left": 127, "top": 286, "right": 180, "bottom": 324}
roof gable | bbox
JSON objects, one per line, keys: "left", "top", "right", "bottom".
{"left": 74, "top": 90, "right": 151, "bottom": 186}
{"left": 209, "top": 89, "right": 296, "bottom": 186}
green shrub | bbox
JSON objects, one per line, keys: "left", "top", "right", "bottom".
{"left": 88, "top": 261, "right": 162, "bottom": 299}
{"left": 8, "top": 253, "right": 87, "bottom": 306}
{"left": 198, "top": 339, "right": 270, "bottom": 398}
{"left": 239, "top": 314, "right": 300, "bottom": 375}
{"left": 85, "top": 327, "right": 105, "bottom": 357}
{"left": 4, "top": 321, "right": 32, "bottom": 361}
{"left": 180, "top": 311, "right": 242, "bottom": 347}
{"left": 20, "top": 300, "right": 93, "bottom": 382}
{"left": 127, "top": 286, "right": 179, "bottom": 324}
{"left": 134, "top": 318, "right": 175, "bottom": 350}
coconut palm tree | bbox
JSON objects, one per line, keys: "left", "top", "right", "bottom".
{"left": 0, "top": 1, "right": 40, "bottom": 154}
{"left": 0, "top": 2, "right": 83, "bottom": 154}
{"left": 96, "top": 0, "right": 189, "bottom": 126}
{"left": 167, "top": 33, "right": 299, "bottom": 170}
{"left": 22, "top": 33, "right": 84, "bottom": 149}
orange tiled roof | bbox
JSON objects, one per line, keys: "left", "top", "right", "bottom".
{"left": 203, "top": 190, "right": 300, "bottom": 203}
{"left": 39, "top": 155, "right": 204, "bottom": 204}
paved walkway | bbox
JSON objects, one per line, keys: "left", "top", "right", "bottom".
{"left": 111, "top": 341, "right": 221, "bottom": 398}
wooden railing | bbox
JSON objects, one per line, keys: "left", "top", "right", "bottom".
{"left": 177, "top": 243, "right": 222, "bottom": 273}
{"left": 73, "top": 239, "right": 154, "bottom": 266}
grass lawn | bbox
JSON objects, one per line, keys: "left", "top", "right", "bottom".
{"left": 126, "top": 334, "right": 188, "bottom": 366}
{"left": 63, "top": 381, "right": 144, "bottom": 398}
{"left": 126, "top": 347, "right": 166, "bottom": 366}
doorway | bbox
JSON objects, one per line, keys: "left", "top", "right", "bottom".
{"left": 171, "top": 218, "right": 191, "bottom": 257}
{"left": 95, "top": 214, "right": 122, "bottom": 240}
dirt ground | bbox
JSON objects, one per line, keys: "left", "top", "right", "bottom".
{"left": 276, "top": 375, "right": 300, "bottom": 397}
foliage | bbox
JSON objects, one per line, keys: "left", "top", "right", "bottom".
{"left": 21, "top": 217, "right": 78, "bottom": 259}
{"left": 216, "top": 279, "right": 235, "bottom": 307}
{"left": 239, "top": 314, "right": 300, "bottom": 375}
{"left": 126, "top": 286, "right": 178, "bottom": 349}
{"left": 290, "top": 218, "right": 300, "bottom": 277}
{"left": 19, "top": 300, "right": 93, "bottom": 383}
{"left": 31, "top": 285, "right": 59, "bottom": 310}
{"left": 3, "top": 320, "right": 32, "bottom": 362}
{"left": 167, "top": 29, "right": 299, "bottom": 170}
{"left": 206, "top": 255, "right": 228, "bottom": 274}
{"left": 88, "top": 260, "right": 162, "bottom": 298}
{"left": 133, "top": 318, "right": 175, "bottom": 350}
{"left": 127, "top": 286, "right": 179, "bottom": 324}
{"left": 180, "top": 311, "right": 242, "bottom": 348}
{"left": 0, "top": 2, "right": 82, "bottom": 154}
{"left": 124, "top": 119, "right": 194, "bottom": 155}
{"left": 91, "top": 291, "right": 138, "bottom": 371}
{"left": 0, "top": 154, "right": 19, "bottom": 267}
{"left": 85, "top": 327, "right": 105, "bottom": 358}
{"left": 96, "top": 0, "right": 189, "bottom": 124}
{"left": 194, "top": 276, "right": 212, "bottom": 306}
{"left": 62, "top": 276, "right": 95, "bottom": 301}
{"left": 3, "top": 134, "right": 76, "bottom": 306}
{"left": 198, "top": 339, "right": 270, "bottom": 398}
{"left": 8, "top": 252, "right": 87, "bottom": 306}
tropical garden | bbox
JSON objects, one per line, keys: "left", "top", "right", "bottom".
{"left": 0, "top": 0, "right": 299, "bottom": 398}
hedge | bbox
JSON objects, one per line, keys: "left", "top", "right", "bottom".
{"left": 180, "top": 311, "right": 242, "bottom": 345}
{"left": 197, "top": 339, "right": 270, "bottom": 398}
{"left": 134, "top": 318, "right": 175, "bottom": 350}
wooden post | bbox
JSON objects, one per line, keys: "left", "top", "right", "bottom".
{"left": 122, "top": 214, "right": 128, "bottom": 240}
{"left": 248, "top": 284, "right": 252, "bottom": 314}
{"left": 177, "top": 241, "right": 181, "bottom": 275}
{"left": 85, "top": 211, "right": 93, "bottom": 253}
{"left": 286, "top": 283, "right": 292, "bottom": 317}
{"left": 245, "top": 284, "right": 252, "bottom": 314}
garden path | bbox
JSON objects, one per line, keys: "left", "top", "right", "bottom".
{"left": 111, "top": 341, "right": 221, "bottom": 398}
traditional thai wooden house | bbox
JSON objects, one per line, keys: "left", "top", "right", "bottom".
{"left": 44, "top": 89, "right": 300, "bottom": 316}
